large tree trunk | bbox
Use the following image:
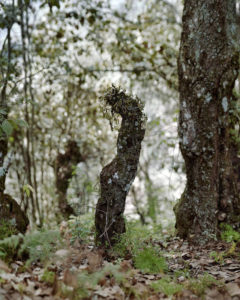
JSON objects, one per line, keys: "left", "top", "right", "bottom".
{"left": 95, "top": 86, "right": 146, "bottom": 247}
{"left": 55, "top": 140, "right": 83, "bottom": 219}
{"left": 175, "top": 0, "right": 240, "bottom": 244}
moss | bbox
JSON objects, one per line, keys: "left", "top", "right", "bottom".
{"left": 174, "top": 191, "right": 193, "bottom": 239}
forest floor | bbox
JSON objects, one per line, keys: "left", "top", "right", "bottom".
{"left": 0, "top": 219, "right": 240, "bottom": 299}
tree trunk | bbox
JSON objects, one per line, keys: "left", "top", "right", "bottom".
{"left": 0, "top": 121, "right": 8, "bottom": 199}
{"left": 55, "top": 140, "right": 83, "bottom": 219}
{"left": 95, "top": 86, "right": 146, "bottom": 247}
{"left": 175, "top": 0, "right": 240, "bottom": 244}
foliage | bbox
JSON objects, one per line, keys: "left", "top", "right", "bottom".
{"left": 209, "top": 251, "right": 224, "bottom": 264}
{"left": 68, "top": 214, "right": 94, "bottom": 244}
{"left": 220, "top": 224, "right": 240, "bottom": 243}
{"left": 18, "top": 229, "right": 62, "bottom": 265}
{"left": 134, "top": 247, "right": 167, "bottom": 274}
{"left": 187, "top": 273, "right": 222, "bottom": 297}
{"left": 113, "top": 221, "right": 154, "bottom": 257}
{"left": 0, "top": 229, "right": 62, "bottom": 264}
{"left": 113, "top": 220, "right": 167, "bottom": 273}
{"left": 0, "top": 234, "right": 23, "bottom": 262}
{"left": 0, "top": 219, "right": 18, "bottom": 240}
{"left": 2, "top": 0, "right": 182, "bottom": 228}
{"left": 151, "top": 277, "right": 183, "bottom": 296}
{"left": 41, "top": 269, "right": 55, "bottom": 285}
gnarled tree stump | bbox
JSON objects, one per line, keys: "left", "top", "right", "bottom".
{"left": 95, "top": 86, "right": 146, "bottom": 247}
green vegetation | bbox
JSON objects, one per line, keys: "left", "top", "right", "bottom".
{"left": 220, "top": 224, "right": 240, "bottom": 243}
{"left": 19, "top": 230, "right": 62, "bottom": 265}
{"left": 68, "top": 214, "right": 94, "bottom": 245}
{"left": 113, "top": 221, "right": 167, "bottom": 274}
{"left": 209, "top": 251, "right": 224, "bottom": 264}
{"left": 134, "top": 247, "right": 167, "bottom": 274}
{"left": 59, "top": 262, "right": 126, "bottom": 299}
{"left": 41, "top": 269, "right": 56, "bottom": 285}
{"left": 151, "top": 277, "right": 183, "bottom": 296}
{"left": 187, "top": 273, "right": 223, "bottom": 297}
{"left": 0, "top": 229, "right": 62, "bottom": 265}
{"left": 0, "top": 234, "right": 22, "bottom": 262}
{"left": 0, "top": 219, "right": 18, "bottom": 240}
{"left": 113, "top": 221, "right": 164, "bottom": 257}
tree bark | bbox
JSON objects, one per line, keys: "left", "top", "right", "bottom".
{"left": 175, "top": 0, "right": 240, "bottom": 244}
{"left": 0, "top": 125, "right": 8, "bottom": 199}
{"left": 95, "top": 86, "right": 146, "bottom": 247}
{"left": 55, "top": 140, "right": 83, "bottom": 219}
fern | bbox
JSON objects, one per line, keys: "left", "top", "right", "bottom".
{"left": 0, "top": 234, "right": 23, "bottom": 262}
{"left": 19, "top": 229, "right": 62, "bottom": 265}
{"left": 133, "top": 247, "right": 167, "bottom": 274}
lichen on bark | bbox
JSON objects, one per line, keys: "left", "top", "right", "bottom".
{"left": 95, "top": 86, "right": 146, "bottom": 247}
{"left": 175, "top": 0, "right": 240, "bottom": 244}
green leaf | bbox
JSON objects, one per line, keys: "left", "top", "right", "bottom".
{"left": 1, "top": 120, "right": 13, "bottom": 136}
{"left": 16, "top": 119, "right": 29, "bottom": 128}
{"left": 23, "top": 184, "right": 34, "bottom": 197}
{"left": 0, "top": 109, "right": 7, "bottom": 115}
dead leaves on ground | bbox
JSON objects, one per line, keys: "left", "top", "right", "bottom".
{"left": 0, "top": 237, "right": 240, "bottom": 299}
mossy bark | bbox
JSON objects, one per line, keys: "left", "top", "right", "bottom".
{"left": 55, "top": 140, "right": 83, "bottom": 219}
{"left": 175, "top": 0, "right": 240, "bottom": 244}
{"left": 95, "top": 86, "right": 146, "bottom": 247}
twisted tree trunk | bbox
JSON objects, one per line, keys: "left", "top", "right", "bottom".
{"left": 95, "top": 86, "right": 146, "bottom": 247}
{"left": 175, "top": 0, "right": 240, "bottom": 244}
{"left": 55, "top": 140, "right": 83, "bottom": 218}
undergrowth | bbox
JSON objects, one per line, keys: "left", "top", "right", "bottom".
{"left": 151, "top": 276, "right": 183, "bottom": 296}
{"left": 0, "top": 219, "right": 18, "bottom": 240}
{"left": 0, "top": 229, "right": 62, "bottom": 265}
{"left": 113, "top": 220, "right": 167, "bottom": 274}
{"left": 134, "top": 247, "right": 167, "bottom": 274}
{"left": 0, "top": 233, "right": 22, "bottom": 262}
{"left": 59, "top": 262, "right": 126, "bottom": 299}
{"left": 19, "top": 229, "right": 62, "bottom": 265}
{"left": 187, "top": 273, "right": 223, "bottom": 297}
{"left": 68, "top": 214, "right": 94, "bottom": 245}
{"left": 220, "top": 223, "right": 240, "bottom": 243}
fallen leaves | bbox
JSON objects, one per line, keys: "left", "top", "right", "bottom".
{"left": 0, "top": 234, "right": 239, "bottom": 299}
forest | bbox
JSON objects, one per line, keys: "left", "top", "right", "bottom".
{"left": 0, "top": 0, "right": 240, "bottom": 299}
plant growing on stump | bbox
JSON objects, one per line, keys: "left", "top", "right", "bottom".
{"left": 95, "top": 86, "right": 147, "bottom": 247}
{"left": 175, "top": 0, "right": 240, "bottom": 244}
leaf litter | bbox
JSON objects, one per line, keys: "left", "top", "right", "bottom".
{"left": 0, "top": 228, "right": 240, "bottom": 299}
